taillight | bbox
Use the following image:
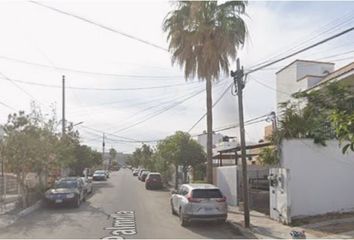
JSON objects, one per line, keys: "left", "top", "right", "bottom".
{"left": 216, "top": 196, "right": 227, "bottom": 202}
{"left": 187, "top": 193, "right": 201, "bottom": 203}
{"left": 187, "top": 197, "right": 201, "bottom": 203}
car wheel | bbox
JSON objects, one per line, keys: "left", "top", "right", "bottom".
{"left": 74, "top": 196, "right": 81, "bottom": 208}
{"left": 179, "top": 209, "right": 189, "bottom": 227}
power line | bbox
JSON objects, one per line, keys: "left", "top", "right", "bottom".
{"left": 249, "top": 11, "right": 354, "bottom": 70}
{"left": 0, "top": 71, "right": 41, "bottom": 104}
{"left": 187, "top": 80, "right": 233, "bottom": 133}
{"left": 246, "top": 27, "right": 354, "bottom": 75}
{"left": 0, "top": 55, "right": 182, "bottom": 79}
{"left": 29, "top": 1, "right": 168, "bottom": 52}
{"left": 0, "top": 101, "right": 16, "bottom": 111}
{"left": 0, "top": 75, "right": 201, "bottom": 91}
{"left": 112, "top": 87, "right": 206, "bottom": 134}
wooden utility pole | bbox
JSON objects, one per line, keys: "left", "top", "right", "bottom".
{"left": 62, "top": 75, "right": 66, "bottom": 136}
{"left": 231, "top": 58, "right": 250, "bottom": 228}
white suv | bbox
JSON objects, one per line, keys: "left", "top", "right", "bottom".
{"left": 170, "top": 184, "right": 227, "bottom": 226}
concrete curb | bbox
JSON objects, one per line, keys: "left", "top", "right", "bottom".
{"left": 0, "top": 200, "right": 42, "bottom": 229}
{"left": 226, "top": 220, "right": 259, "bottom": 239}
{"left": 17, "top": 200, "right": 43, "bottom": 217}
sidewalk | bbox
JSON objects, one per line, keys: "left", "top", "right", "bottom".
{"left": 0, "top": 200, "right": 42, "bottom": 229}
{"left": 227, "top": 206, "right": 354, "bottom": 239}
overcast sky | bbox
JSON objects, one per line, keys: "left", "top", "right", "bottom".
{"left": 0, "top": 1, "right": 353, "bottom": 153}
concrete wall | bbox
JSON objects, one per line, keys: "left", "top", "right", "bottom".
{"left": 216, "top": 166, "right": 238, "bottom": 206}
{"left": 282, "top": 139, "right": 354, "bottom": 218}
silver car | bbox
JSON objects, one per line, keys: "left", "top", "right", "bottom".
{"left": 80, "top": 177, "right": 93, "bottom": 195}
{"left": 170, "top": 184, "right": 227, "bottom": 226}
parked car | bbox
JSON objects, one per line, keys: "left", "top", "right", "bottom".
{"left": 170, "top": 184, "right": 227, "bottom": 226}
{"left": 140, "top": 171, "right": 150, "bottom": 182}
{"left": 138, "top": 170, "right": 148, "bottom": 181}
{"left": 133, "top": 169, "right": 139, "bottom": 176}
{"left": 93, "top": 170, "right": 107, "bottom": 181}
{"left": 145, "top": 172, "right": 163, "bottom": 190}
{"left": 44, "top": 177, "right": 86, "bottom": 208}
{"left": 80, "top": 177, "right": 93, "bottom": 194}
{"left": 137, "top": 169, "right": 146, "bottom": 179}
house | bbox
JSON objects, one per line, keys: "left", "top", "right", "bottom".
{"left": 270, "top": 60, "right": 354, "bottom": 224}
{"left": 276, "top": 59, "right": 354, "bottom": 114}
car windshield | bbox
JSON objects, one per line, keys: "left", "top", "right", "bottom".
{"left": 192, "top": 189, "right": 223, "bottom": 198}
{"left": 95, "top": 171, "right": 105, "bottom": 174}
{"left": 55, "top": 180, "right": 78, "bottom": 189}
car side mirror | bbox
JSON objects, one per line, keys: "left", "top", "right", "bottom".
{"left": 171, "top": 190, "right": 177, "bottom": 195}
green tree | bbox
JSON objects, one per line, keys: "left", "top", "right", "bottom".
{"left": 258, "top": 147, "right": 278, "bottom": 166}
{"left": 279, "top": 82, "right": 354, "bottom": 153}
{"left": 1, "top": 110, "right": 60, "bottom": 207}
{"left": 157, "top": 131, "right": 206, "bottom": 189}
{"left": 163, "top": 1, "right": 247, "bottom": 183}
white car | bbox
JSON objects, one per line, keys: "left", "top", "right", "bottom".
{"left": 80, "top": 177, "right": 93, "bottom": 195}
{"left": 170, "top": 184, "right": 227, "bottom": 226}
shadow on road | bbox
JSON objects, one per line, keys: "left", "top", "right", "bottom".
{"left": 181, "top": 221, "right": 245, "bottom": 239}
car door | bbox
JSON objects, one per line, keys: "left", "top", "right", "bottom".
{"left": 174, "top": 186, "right": 188, "bottom": 212}
{"left": 172, "top": 186, "right": 183, "bottom": 212}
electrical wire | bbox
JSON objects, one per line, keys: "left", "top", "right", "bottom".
{"left": 246, "top": 27, "right": 354, "bottom": 74}
{"left": 111, "top": 87, "right": 206, "bottom": 134}
{"left": 187, "top": 81, "right": 233, "bottom": 133}
{"left": 0, "top": 55, "right": 182, "bottom": 79}
{"left": 0, "top": 101, "right": 16, "bottom": 111}
{"left": 29, "top": 1, "right": 168, "bottom": 52}
{"left": 246, "top": 27, "right": 354, "bottom": 75}
{"left": 249, "top": 10, "right": 354, "bottom": 70}
{"left": 0, "top": 75, "right": 201, "bottom": 91}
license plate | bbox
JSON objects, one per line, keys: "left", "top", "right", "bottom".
{"left": 55, "top": 199, "right": 63, "bottom": 203}
{"left": 205, "top": 207, "right": 213, "bottom": 211}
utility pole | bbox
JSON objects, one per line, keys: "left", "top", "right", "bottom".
{"left": 231, "top": 58, "right": 250, "bottom": 228}
{"left": 102, "top": 133, "right": 105, "bottom": 169}
{"left": 62, "top": 75, "right": 66, "bottom": 136}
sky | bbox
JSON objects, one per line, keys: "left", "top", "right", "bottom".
{"left": 0, "top": 1, "right": 353, "bottom": 153}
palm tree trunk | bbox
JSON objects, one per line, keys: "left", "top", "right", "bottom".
{"left": 206, "top": 78, "right": 213, "bottom": 184}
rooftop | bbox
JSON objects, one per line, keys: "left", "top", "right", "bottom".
{"left": 276, "top": 59, "right": 335, "bottom": 75}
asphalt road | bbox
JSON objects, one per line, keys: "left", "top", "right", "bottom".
{"left": 0, "top": 169, "right": 244, "bottom": 239}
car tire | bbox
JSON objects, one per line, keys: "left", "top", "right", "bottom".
{"left": 74, "top": 196, "right": 81, "bottom": 208}
{"left": 179, "top": 209, "right": 189, "bottom": 227}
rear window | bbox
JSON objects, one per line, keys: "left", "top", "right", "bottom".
{"left": 148, "top": 174, "right": 161, "bottom": 180}
{"left": 192, "top": 189, "right": 223, "bottom": 198}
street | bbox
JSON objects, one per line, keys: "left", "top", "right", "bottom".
{"left": 0, "top": 169, "right": 244, "bottom": 239}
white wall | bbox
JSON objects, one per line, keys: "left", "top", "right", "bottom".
{"left": 216, "top": 166, "right": 237, "bottom": 206}
{"left": 276, "top": 61, "right": 334, "bottom": 114}
{"left": 282, "top": 139, "right": 354, "bottom": 218}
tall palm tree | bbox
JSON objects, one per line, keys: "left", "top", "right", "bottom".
{"left": 163, "top": 1, "right": 247, "bottom": 183}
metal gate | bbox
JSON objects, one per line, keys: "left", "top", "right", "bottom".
{"left": 237, "top": 167, "right": 270, "bottom": 215}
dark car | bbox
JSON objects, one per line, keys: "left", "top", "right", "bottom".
{"left": 44, "top": 177, "right": 85, "bottom": 208}
{"left": 140, "top": 171, "right": 150, "bottom": 182}
{"left": 145, "top": 173, "right": 163, "bottom": 190}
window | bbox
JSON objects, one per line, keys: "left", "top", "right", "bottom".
{"left": 192, "top": 189, "right": 223, "bottom": 198}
